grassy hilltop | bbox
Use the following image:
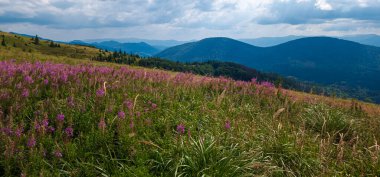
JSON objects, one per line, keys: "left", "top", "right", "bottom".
{"left": 1, "top": 32, "right": 380, "bottom": 176}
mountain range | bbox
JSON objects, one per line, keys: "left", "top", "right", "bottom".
{"left": 155, "top": 37, "right": 380, "bottom": 102}
{"left": 241, "top": 34, "right": 380, "bottom": 47}
{"left": 69, "top": 40, "right": 160, "bottom": 56}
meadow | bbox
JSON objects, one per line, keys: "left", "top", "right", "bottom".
{"left": 0, "top": 59, "right": 380, "bottom": 176}
{"left": 1, "top": 32, "right": 380, "bottom": 176}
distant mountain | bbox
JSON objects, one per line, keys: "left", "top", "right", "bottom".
{"left": 339, "top": 34, "right": 380, "bottom": 47}
{"left": 83, "top": 38, "right": 190, "bottom": 49}
{"left": 70, "top": 40, "right": 160, "bottom": 56}
{"left": 240, "top": 34, "right": 380, "bottom": 47}
{"left": 156, "top": 37, "right": 380, "bottom": 102}
{"left": 156, "top": 37, "right": 263, "bottom": 63}
{"left": 240, "top": 36, "right": 303, "bottom": 47}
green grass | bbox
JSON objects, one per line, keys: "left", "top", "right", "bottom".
{"left": 1, "top": 32, "right": 380, "bottom": 176}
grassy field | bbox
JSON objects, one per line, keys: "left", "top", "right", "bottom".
{"left": 1, "top": 32, "right": 380, "bottom": 176}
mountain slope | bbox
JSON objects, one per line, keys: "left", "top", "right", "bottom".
{"left": 156, "top": 37, "right": 380, "bottom": 102}
{"left": 240, "top": 35, "right": 304, "bottom": 47}
{"left": 340, "top": 34, "right": 380, "bottom": 47}
{"left": 70, "top": 40, "right": 160, "bottom": 56}
{"left": 156, "top": 37, "right": 263, "bottom": 64}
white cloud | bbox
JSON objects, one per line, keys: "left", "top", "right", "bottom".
{"left": 315, "top": 0, "right": 333, "bottom": 10}
{"left": 0, "top": 0, "right": 379, "bottom": 40}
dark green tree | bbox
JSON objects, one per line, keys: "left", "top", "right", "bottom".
{"left": 1, "top": 35, "right": 6, "bottom": 46}
{"left": 34, "top": 35, "right": 40, "bottom": 45}
{"left": 49, "top": 41, "right": 55, "bottom": 47}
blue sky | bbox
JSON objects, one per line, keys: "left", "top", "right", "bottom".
{"left": 0, "top": 0, "right": 379, "bottom": 41}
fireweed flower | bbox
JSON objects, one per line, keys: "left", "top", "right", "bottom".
{"left": 176, "top": 123, "right": 185, "bottom": 134}
{"left": 14, "top": 127, "right": 23, "bottom": 137}
{"left": 21, "top": 89, "right": 29, "bottom": 98}
{"left": 27, "top": 136, "right": 36, "bottom": 148}
{"left": 96, "top": 88, "right": 105, "bottom": 97}
{"left": 98, "top": 118, "right": 106, "bottom": 131}
{"left": 118, "top": 111, "right": 126, "bottom": 119}
{"left": 129, "top": 120, "right": 134, "bottom": 129}
{"left": 54, "top": 150, "right": 63, "bottom": 158}
{"left": 225, "top": 120, "right": 231, "bottom": 130}
{"left": 41, "top": 118, "right": 49, "bottom": 128}
{"left": 65, "top": 126, "right": 74, "bottom": 137}
{"left": 24, "top": 75, "right": 34, "bottom": 84}
{"left": 57, "top": 114, "right": 65, "bottom": 122}
{"left": 151, "top": 103, "right": 157, "bottom": 109}
{"left": 67, "top": 96, "right": 75, "bottom": 107}
{"left": 43, "top": 78, "right": 49, "bottom": 85}
{"left": 47, "top": 126, "right": 55, "bottom": 133}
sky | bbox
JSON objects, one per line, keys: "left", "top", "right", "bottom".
{"left": 0, "top": 0, "right": 380, "bottom": 41}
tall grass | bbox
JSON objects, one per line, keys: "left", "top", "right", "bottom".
{"left": 0, "top": 60, "right": 379, "bottom": 176}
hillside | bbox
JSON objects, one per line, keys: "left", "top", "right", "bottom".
{"left": 2, "top": 32, "right": 380, "bottom": 176}
{"left": 156, "top": 37, "right": 380, "bottom": 102}
{"left": 70, "top": 40, "right": 160, "bottom": 56}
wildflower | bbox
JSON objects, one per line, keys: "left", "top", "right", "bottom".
{"left": 118, "top": 111, "right": 126, "bottom": 119}
{"left": 225, "top": 120, "right": 231, "bottom": 130}
{"left": 136, "top": 111, "right": 141, "bottom": 117}
{"left": 65, "top": 126, "right": 74, "bottom": 137}
{"left": 27, "top": 136, "right": 36, "bottom": 148}
{"left": 98, "top": 118, "right": 106, "bottom": 130}
{"left": 54, "top": 150, "right": 63, "bottom": 158}
{"left": 96, "top": 88, "right": 105, "bottom": 97}
{"left": 24, "top": 75, "right": 34, "bottom": 84}
{"left": 41, "top": 118, "right": 49, "bottom": 128}
{"left": 43, "top": 78, "right": 49, "bottom": 85}
{"left": 124, "top": 100, "right": 133, "bottom": 110}
{"left": 47, "top": 126, "right": 55, "bottom": 133}
{"left": 14, "top": 127, "right": 23, "bottom": 137}
{"left": 151, "top": 103, "right": 157, "bottom": 109}
{"left": 261, "top": 81, "right": 274, "bottom": 88}
{"left": 57, "top": 113, "right": 65, "bottom": 122}
{"left": 21, "top": 89, "right": 29, "bottom": 98}
{"left": 67, "top": 96, "right": 74, "bottom": 107}
{"left": 176, "top": 123, "right": 185, "bottom": 134}
{"left": 129, "top": 120, "right": 134, "bottom": 129}
{"left": 2, "top": 127, "right": 12, "bottom": 136}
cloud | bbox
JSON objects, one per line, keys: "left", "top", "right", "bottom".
{"left": 0, "top": 0, "right": 379, "bottom": 40}
{"left": 256, "top": 0, "right": 380, "bottom": 25}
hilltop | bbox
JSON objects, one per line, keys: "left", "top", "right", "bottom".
{"left": 156, "top": 37, "right": 380, "bottom": 102}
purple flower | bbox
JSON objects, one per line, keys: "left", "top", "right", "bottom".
{"left": 21, "top": 89, "right": 29, "bottom": 98}
{"left": 41, "top": 118, "right": 49, "bottom": 128}
{"left": 14, "top": 127, "right": 23, "bottom": 137}
{"left": 98, "top": 118, "right": 106, "bottom": 130}
{"left": 176, "top": 123, "right": 185, "bottom": 134}
{"left": 118, "top": 111, "right": 125, "bottom": 119}
{"left": 47, "top": 126, "right": 55, "bottom": 133}
{"left": 24, "top": 75, "right": 34, "bottom": 84}
{"left": 2, "top": 127, "right": 12, "bottom": 136}
{"left": 67, "top": 96, "right": 75, "bottom": 107}
{"left": 54, "top": 150, "right": 62, "bottom": 158}
{"left": 225, "top": 120, "right": 231, "bottom": 130}
{"left": 261, "top": 81, "right": 274, "bottom": 88}
{"left": 124, "top": 100, "right": 133, "bottom": 110}
{"left": 43, "top": 78, "right": 49, "bottom": 85}
{"left": 57, "top": 114, "right": 65, "bottom": 122}
{"left": 96, "top": 88, "right": 105, "bottom": 97}
{"left": 27, "top": 136, "right": 36, "bottom": 148}
{"left": 151, "top": 103, "right": 157, "bottom": 109}
{"left": 129, "top": 120, "right": 134, "bottom": 129}
{"left": 65, "top": 126, "right": 74, "bottom": 137}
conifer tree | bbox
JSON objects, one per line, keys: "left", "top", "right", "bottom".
{"left": 1, "top": 35, "right": 6, "bottom": 46}
{"left": 34, "top": 35, "right": 40, "bottom": 45}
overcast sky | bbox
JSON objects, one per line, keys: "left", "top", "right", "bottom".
{"left": 0, "top": 0, "right": 379, "bottom": 41}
